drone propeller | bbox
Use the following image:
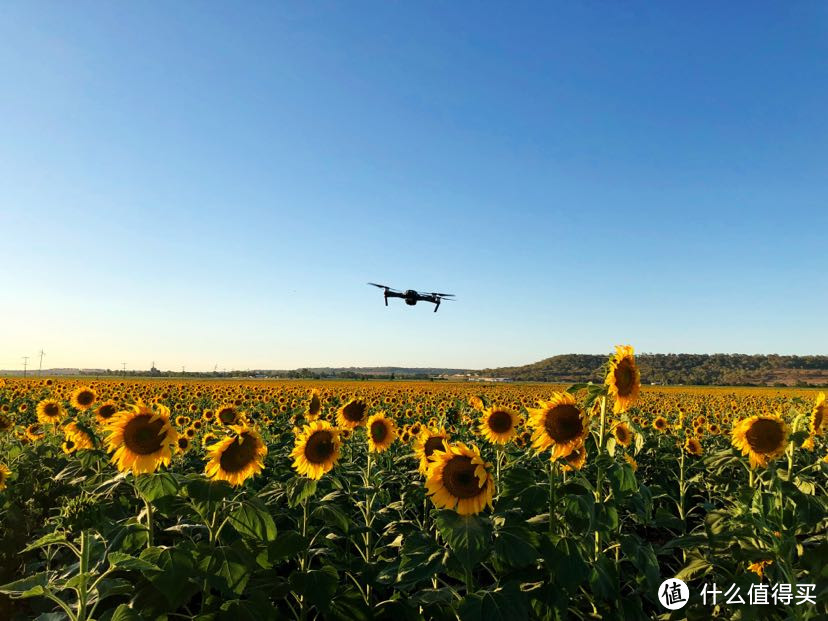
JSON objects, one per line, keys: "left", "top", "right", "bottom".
{"left": 431, "top": 292, "right": 455, "bottom": 298}
{"left": 368, "top": 282, "right": 403, "bottom": 294}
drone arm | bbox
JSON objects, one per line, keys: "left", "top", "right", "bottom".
{"left": 434, "top": 299, "right": 440, "bottom": 312}
{"left": 384, "top": 292, "right": 388, "bottom": 306}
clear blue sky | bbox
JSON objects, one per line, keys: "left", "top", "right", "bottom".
{"left": 1, "top": 2, "right": 826, "bottom": 371}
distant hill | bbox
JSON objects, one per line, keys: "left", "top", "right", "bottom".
{"left": 3, "top": 355, "right": 827, "bottom": 386}
{"left": 480, "top": 354, "right": 828, "bottom": 386}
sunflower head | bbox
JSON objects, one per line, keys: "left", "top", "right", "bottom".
{"left": 204, "top": 425, "right": 267, "bottom": 486}
{"left": 0, "top": 463, "right": 10, "bottom": 491}
{"left": 561, "top": 443, "right": 588, "bottom": 471}
{"left": 684, "top": 436, "right": 703, "bottom": 457}
{"left": 415, "top": 428, "right": 450, "bottom": 474}
{"left": 479, "top": 406, "right": 519, "bottom": 445}
{"left": 308, "top": 390, "right": 322, "bottom": 419}
{"left": 425, "top": 442, "right": 494, "bottom": 516}
{"left": 528, "top": 392, "right": 589, "bottom": 460}
{"left": 367, "top": 412, "right": 396, "bottom": 453}
{"left": 70, "top": 386, "right": 97, "bottom": 412}
{"left": 731, "top": 414, "right": 789, "bottom": 469}
{"left": 291, "top": 420, "right": 341, "bottom": 479}
{"left": 811, "top": 392, "right": 826, "bottom": 437}
{"left": 336, "top": 399, "right": 368, "bottom": 429}
{"left": 94, "top": 401, "right": 119, "bottom": 425}
{"left": 215, "top": 405, "right": 239, "bottom": 427}
{"left": 612, "top": 421, "right": 633, "bottom": 447}
{"left": 64, "top": 421, "right": 96, "bottom": 452}
{"left": 105, "top": 402, "right": 178, "bottom": 475}
{"left": 37, "top": 399, "right": 65, "bottom": 425}
{"left": 605, "top": 345, "right": 640, "bottom": 414}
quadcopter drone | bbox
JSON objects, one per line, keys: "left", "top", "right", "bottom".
{"left": 368, "top": 283, "right": 455, "bottom": 312}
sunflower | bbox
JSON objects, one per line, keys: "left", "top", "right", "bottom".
{"left": 202, "top": 409, "right": 215, "bottom": 423}
{"left": 202, "top": 432, "right": 218, "bottom": 448}
{"left": 624, "top": 453, "right": 638, "bottom": 472}
{"left": 425, "top": 442, "right": 494, "bottom": 516}
{"left": 561, "top": 443, "right": 588, "bottom": 471}
{"left": 810, "top": 392, "right": 826, "bottom": 436}
{"left": 175, "top": 415, "right": 191, "bottom": 427}
{"left": 94, "top": 401, "right": 119, "bottom": 425}
{"left": 731, "top": 414, "right": 789, "bottom": 469}
{"left": 177, "top": 436, "right": 191, "bottom": 454}
{"left": 291, "top": 420, "right": 341, "bottom": 479}
{"left": 336, "top": 399, "right": 368, "bottom": 429}
{"left": 468, "top": 396, "right": 485, "bottom": 412}
{"left": 612, "top": 422, "right": 633, "bottom": 447}
{"left": 307, "top": 389, "right": 322, "bottom": 420}
{"left": 0, "top": 414, "right": 12, "bottom": 433}
{"left": 605, "top": 345, "right": 640, "bottom": 414}
{"left": 747, "top": 559, "right": 773, "bottom": 580}
{"left": 70, "top": 386, "right": 97, "bottom": 411}
{"left": 105, "top": 402, "right": 178, "bottom": 475}
{"left": 367, "top": 412, "right": 396, "bottom": 453}
{"left": 478, "top": 406, "right": 519, "bottom": 445}
{"left": 37, "top": 399, "right": 65, "bottom": 425}
{"left": 204, "top": 425, "right": 267, "bottom": 486}
{"left": 215, "top": 405, "right": 239, "bottom": 426}
{"left": 64, "top": 421, "right": 95, "bottom": 452}
{"left": 527, "top": 392, "right": 589, "bottom": 460}
{"left": 0, "top": 463, "right": 10, "bottom": 491}
{"left": 26, "top": 423, "right": 45, "bottom": 442}
{"left": 684, "top": 437, "right": 703, "bottom": 457}
{"left": 415, "top": 428, "right": 450, "bottom": 474}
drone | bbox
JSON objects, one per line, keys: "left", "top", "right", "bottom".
{"left": 368, "top": 283, "right": 455, "bottom": 312}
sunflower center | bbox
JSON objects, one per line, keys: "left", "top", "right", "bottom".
{"left": 77, "top": 391, "right": 95, "bottom": 406}
{"left": 370, "top": 420, "right": 388, "bottom": 443}
{"left": 745, "top": 418, "right": 785, "bottom": 453}
{"left": 219, "top": 433, "right": 259, "bottom": 473}
{"left": 44, "top": 403, "right": 60, "bottom": 417}
{"left": 123, "top": 415, "right": 167, "bottom": 455}
{"left": 424, "top": 436, "right": 447, "bottom": 458}
{"left": 442, "top": 456, "right": 483, "bottom": 499}
{"left": 305, "top": 430, "right": 335, "bottom": 464}
{"left": 65, "top": 439, "right": 75, "bottom": 449}
{"left": 98, "top": 404, "right": 116, "bottom": 419}
{"left": 309, "top": 395, "right": 321, "bottom": 416}
{"left": 218, "top": 408, "right": 237, "bottom": 424}
{"left": 543, "top": 404, "right": 583, "bottom": 443}
{"left": 614, "top": 359, "right": 636, "bottom": 396}
{"left": 616, "top": 427, "right": 629, "bottom": 443}
{"left": 342, "top": 402, "right": 366, "bottom": 423}
{"left": 487, "top": 410, "right": 513, "bottom": 434}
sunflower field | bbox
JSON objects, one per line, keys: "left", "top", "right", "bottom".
{"left": 0, "top": 347, "right": 826, "bottom": 620}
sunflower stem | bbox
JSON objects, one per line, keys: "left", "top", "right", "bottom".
{"left": 144, "top": 497, "right": 154, "bottom": 548}
{"left": 547, "top": 460, "right": 555, "bottom": 536}
{"left": 594, "top": 396, "right": 607, "bottom": 560}
{"left": 76, "top": 529, "right": 89, "bottom": 621}
{"left": 678, "top": 437, "right": 687, "bottom": 563}
{"left": 363, "top": 449, "right": 374, "bottom": 606}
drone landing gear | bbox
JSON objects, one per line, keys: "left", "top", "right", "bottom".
{"left": 434, "top": 300, "right": 440, "bottom": 313}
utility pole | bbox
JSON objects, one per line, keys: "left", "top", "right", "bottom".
{"left": 122, "top": 362, "right": 127, "bottom": 376}
{"left": 22, "top": 356, "right": 29, "bottom": 377}
{"left": 38, "top": 349, "right": 45, "bottom": 376}
{"left": 181, "top": 365, "right": 185, "bottom": 375}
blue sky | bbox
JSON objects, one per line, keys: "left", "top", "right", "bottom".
{"left": 1, "top": 2, "right": 826, "bottom": 371}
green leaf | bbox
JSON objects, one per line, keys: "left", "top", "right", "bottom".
{"left": 267, "top": 531, "right": 307, "bottom": 561}
{"left": 0, "top": 572, "right": 50, "bottom": 598}
{"left": 458, "top": 582, "right": 529, "bottom": 621}
{"left": 588, "top": 555, "right": 619, "bottom": 601}
{"left": 200, "top": 543, "right": 252, "bottom": 596}
{"left": 436, "top": 511, "right": 492, "bottom": 571}
{"left": 540, "top": 538, "right": 588, "bottom": 592}
{"left": 135, "top": 472, "right": 179, "bottom": 502}
{"left": 289, "top": 565, "right": 338, "bottom": 612}
{"left": 108, "top": 552, "right": 161, "bottom": 572}
{"left": 286, "top": 477, "right": 318, "bottom": 508}
{"left": 228, "top": 501, "right": 277, "bottom": 541}
{"left": 109, "top": 603, "right": 144, "bottom": 621}
{"left": 184, "top": 477, "right": 234, "bottom": 519}
{"left": 493, "top": 525, "right": 538, "bottom": 569}
{"left": 21, "top": 532, "right": 69, "bottom": 553}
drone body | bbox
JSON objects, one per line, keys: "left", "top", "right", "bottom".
{"left": 368, "top": 283, "right": 455, "bottom": 312}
